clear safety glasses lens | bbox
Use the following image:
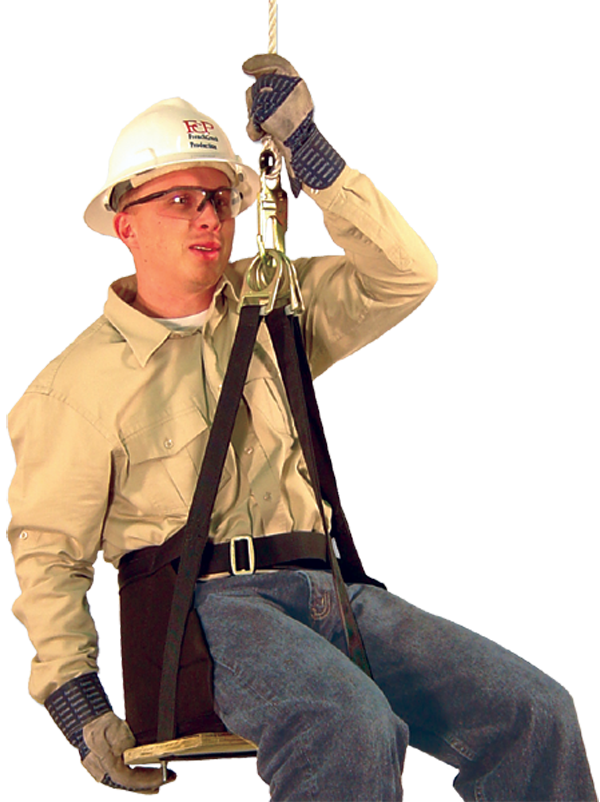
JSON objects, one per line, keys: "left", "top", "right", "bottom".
{"left": 122, "top": 186, "right": 242, "bottom": 221}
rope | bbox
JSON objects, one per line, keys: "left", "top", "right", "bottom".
{"left": 268, "top": 0, "right": 277, "bottom": 54}
{"left": 262, "top": 0, "right": 282, "bottom": 179}
{"left": 262, "top": 0, "right": 283, "bottom": 189}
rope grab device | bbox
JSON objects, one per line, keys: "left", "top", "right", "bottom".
{"left": 240, "top": 1, "right": 304, "bottom": 318}
{"left": 239, "top": 150, "right": 303, "bottom": 316}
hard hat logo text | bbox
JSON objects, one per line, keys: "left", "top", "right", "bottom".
{"left": 183, "top": 120, "right": 214, "bottom": 135}
{"left": 183, "top": 119, "right": 218, "bottom": 151}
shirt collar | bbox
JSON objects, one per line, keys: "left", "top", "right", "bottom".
{"left": 104, "top": 272, "right": 241, "bottom": 367}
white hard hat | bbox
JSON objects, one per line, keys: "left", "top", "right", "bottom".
{"left": 84, "top": 98, "right": 260, "bottom": 237}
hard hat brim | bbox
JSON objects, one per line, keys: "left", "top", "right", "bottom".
{"left": 84, "top": 156, "right": 260, "bottom": 237}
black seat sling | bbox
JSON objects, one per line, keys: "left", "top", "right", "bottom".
{"left": 155, "top": 302, "right": 384, "bottom": 744}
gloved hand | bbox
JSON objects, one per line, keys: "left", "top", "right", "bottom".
{"left": 82, "top": 711, "right": 174, "bottom": 793}
{"left": 243, "top": 54, "right": 345, "bottom": 196}
{"left": 45, "top": 673, "right": 175, "bottom": 793}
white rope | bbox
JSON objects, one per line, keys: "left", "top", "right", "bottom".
{"left": 263, "top": 0, "right": 282, "bottom": 178}
{"left": 268, "top": 0, "right": 278, "bottom": 54}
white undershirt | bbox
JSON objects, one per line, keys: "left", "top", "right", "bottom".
{"left": 154, "top": 309, "right": 210, "bottom": 331}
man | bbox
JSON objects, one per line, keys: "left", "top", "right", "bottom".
{"left": 7, "top": 55, "right": 597, "bottom": 800}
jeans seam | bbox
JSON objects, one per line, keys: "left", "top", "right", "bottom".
{"left": 211, "top": 659, "right": 273, "bottom": 726}
{"left": 474, "top": 778, "right": 487, "bottom": 802}
{"left": 441, "top": 731, "right": 479, "bottom": 762}
{"left": 213, "top": 660, "right": 319, "bottom": 800}
{"left": 215, "top": 662, "right": 317, "bottom": 799}
{"left": 441, "top": 733, "right": 490, "bottom": 802}
{"left": 284, "top": 727, "right": 319, "bottom": 801}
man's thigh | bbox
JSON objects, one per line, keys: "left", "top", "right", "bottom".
{"left": 194, "top": 572, "right": 397, "bottom": 735}
{"left": 194, "top": 571, "right": 409, "bottom": 800}
{"left": 348, "top": 581, "right": 563, "bottom": 764}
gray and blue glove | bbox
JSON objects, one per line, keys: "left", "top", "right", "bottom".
{"left": 45, "top": 673, "right": 174, "bottom": 793}
{"left": 243, "top": 54, "right": 346, "bottom": 196}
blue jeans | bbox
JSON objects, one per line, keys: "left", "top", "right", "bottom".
{"left": 194, "top": 569, "right": 596, "bottom": 801}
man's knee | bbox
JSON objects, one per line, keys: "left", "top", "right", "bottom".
{"left": 513, "top": 671, "right": 579, "bottom": 739}
{"left": 480, "top": 667, "right": 585, "bottom": 774}
{"left": 303, "top": 677, "right": 410, "bottom": 761}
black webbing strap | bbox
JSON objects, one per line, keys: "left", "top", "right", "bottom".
{"left": 266, "top": 308, "right": 372, "bottom": 677}
{"left": 290, "top": 313, "right": 384, "bottom": 588}
{"left": 157, "top": 302, "right": 375, "bottom": 741}
{"left": 157, "top": 304, "right": 262, "bottom": 743}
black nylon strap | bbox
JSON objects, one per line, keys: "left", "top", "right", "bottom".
{"left": 118, "top": 529, "right": 327, "bottom": 589}
{"left": 266, "top": 308, "right": 372, "bottom": 676}
{"left": 205, "top": 530, "right": 327, "bottom": 574}
{"left": 157, "top": 304, "right": 262, "bottom": 742}
{"left": 157, "top": 302, "right": 376, "bottom": 741}
{"left": 290, "top": 315, "right": 385, "bottom": 589}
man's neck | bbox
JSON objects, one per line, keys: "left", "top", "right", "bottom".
{"left": 132, "top": 286, "right": 216, "bottom": 319}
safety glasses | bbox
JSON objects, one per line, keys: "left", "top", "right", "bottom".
{"left": 121, "top": 185, "right": 242, "bottom": 221}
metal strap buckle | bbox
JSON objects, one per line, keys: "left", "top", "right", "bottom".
{"left": 229, "top": 536, "right": 256, "bottom": 576}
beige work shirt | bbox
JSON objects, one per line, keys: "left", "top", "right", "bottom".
{"left": 8, "top": 167, "right": 437, "bottom": 703}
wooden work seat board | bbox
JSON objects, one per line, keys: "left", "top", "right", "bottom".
{"left": 124, "top": 731, "right": 258, "bottom": 764}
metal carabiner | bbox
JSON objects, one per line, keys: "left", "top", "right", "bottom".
{"left": 240, "top": 148, "right": 304, "bottom": 316}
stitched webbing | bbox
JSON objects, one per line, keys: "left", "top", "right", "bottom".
{"left": 266, "top": 309, "right": 372, "bottom": 676}
{"left": 157, "top": 304, "right": 262, "bottom": 742}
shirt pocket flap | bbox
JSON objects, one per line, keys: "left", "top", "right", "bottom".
{"left": 125, "top": 408, "right": 208, "bottom": 465}
{"left": 246, "top": 354, "right": 274, "bottom": 384}
{"left": 241, "top": 348, "right": 290, "bottom": 427}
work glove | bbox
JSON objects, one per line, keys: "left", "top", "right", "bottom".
{"left": 243, "top": 54, "right": 345, "bottom": 196}
{"left": 45, "top": 673, "right": 175, "bottom": 793}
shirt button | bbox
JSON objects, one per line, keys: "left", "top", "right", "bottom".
{"left": 164, "top": 439, "right": 174, "bottom": 450}
{"left": 244, "top": 447, "right": 254, "bottom": 455}
{"left": 263, "top": 492, "right": 272, "bottom": 502}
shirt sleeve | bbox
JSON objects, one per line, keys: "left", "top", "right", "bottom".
{"left": 7, "top": 390, "right": 112, "bottom": 703}
{"left": 295, "top": 166, "right": 438, "bottom": 377}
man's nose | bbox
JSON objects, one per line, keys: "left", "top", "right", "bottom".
{"left": 192, "top": 198, "right": 221, "bottom": 228}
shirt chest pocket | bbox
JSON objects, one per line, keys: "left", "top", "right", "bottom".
{"left": 121, "top": 408, "right": 228, "bottom": 515}
{"left": 243, "top": 360, "right": 295, "bottom": 440}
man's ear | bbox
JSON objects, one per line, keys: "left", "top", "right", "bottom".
{"left": 113, "top": 212, "right": 137, "bottom": 250}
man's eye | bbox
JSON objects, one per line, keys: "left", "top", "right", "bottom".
{"left": 214, "top": 191, "right": 232, "bottom": 210}
{"left": 169, "top": 192, "right": 194, "bottom": 206}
